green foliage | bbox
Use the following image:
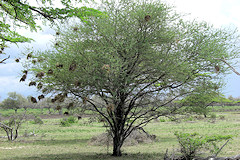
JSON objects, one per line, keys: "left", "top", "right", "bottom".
{"left": 60, "top": 118, "right": 71, "bottom": 127}
{"left": 27, "top": 0, "right": 240, "bottom": 118}
{"left": 174, "top": 132, "right": 232, "bottom": 160}
{"left": 24, "top": 0, "right": 240, "bottom": 156}
{"left": 1, "top": 92, "right": 27, "bottom": 112}
{"left": 0, "top": 0, "right": 101, "bottom": 44}
{"left": 159, "top": 118, "right": 166, "bottom": 122}
{"left": 0, "top": 0, "right": 102, "bottom": 64}
{"left": 219, "top": 115, "right": 225, "bottom": 120}
{"left": 209, "top": 113, "right": 217, "bottom": 119}
{"left": 67, "top": 116, "right": 77, "bottom": 124}
{"left": 1, "top": 111, "right": 240, "bottom": 159}
{"left": 180, "top": 81, "right": 221, "bottom": 116}
{"left": 60, "top": 116, "right": 77, "bottom": 127}
{"left": 32, "top": 115, "right": 44, "bottom": 125}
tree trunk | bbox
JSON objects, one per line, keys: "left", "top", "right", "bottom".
{"left": 112, "top": 135, "right": 123, "bottom": 156}
{"left": 111, "top": 94, "right": 126, "bottom": 156}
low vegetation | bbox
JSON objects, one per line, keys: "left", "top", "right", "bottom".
{"left": 0, "top": 109, "right": 240, "bottom": 160}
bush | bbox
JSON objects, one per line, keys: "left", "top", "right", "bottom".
{"left": 59, "top": 116, "right": 77, "bottom": 127}
{"left": 159, "top": 118, "right": 166, "bottom": 122}
{"left": 67, "top": 116, "right": 77, "bottom": 123}
{"left": 60, "top": 118, "right": 71, "bottom": 127}
{"left": 32, "top": 116, "right": 43, "bottom": 125}
{"left": 219, "top": 115, "right": 225, "bottom": 120}
{"left": 174, "top": 132, "right": 232, "bottom": 160}
{"left": 209, "top": 113, "right": 217, "bottom": 119}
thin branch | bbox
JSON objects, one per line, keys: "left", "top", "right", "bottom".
{"left": 215, "top": 58, "right": 240, "bottom": 75}
{"left": 0, "top": 122, "right": 12, "bottom": 130}
{"left": 213, "top": 139, "right": 230, "bottom": 158}
{"left": 0, "top": 55, "right": 10, "bottom": 63}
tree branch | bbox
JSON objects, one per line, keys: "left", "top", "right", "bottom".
{"left": 215, "top": 58, "right": 240, "bottom": 75}
{"left": 0, "top": 55, "right": 10, "bottom": 64}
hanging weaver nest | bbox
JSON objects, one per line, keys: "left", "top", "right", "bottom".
{"left": 37, "top": 82, "right": 43, "bottom": 89}
{"left": 32, "top": 59, "right": 37, "bottom": 64}
{"left": 36, "top": 72, "right": 45, "bottom": 78}
{"left": 69, "top": 63, "right": 77, "bottom": 71}
{"left": 31, "top": 97, "right": 37, "bottom": 103}
{"left": 102, "top": 64, "right": 110, "bottom": 72}
{"left": 29, "top": 81, "right": 36, "bottom": 86}
{"left": 73, "top": 27, "right": 79, "bottom": 31}
{"left": 15, "top": 58, "right": 20, "bottom": 63}
{"left": 38, "top": 95, "right": 45, "bottom": 101}
{"left": 145, "top": 15, "right": 151, "bottom": 21}
{"left": 56, "top": 63, "right": 63, "bottom": 68}
{"left": 47, "top": 69, "right": 54, "bottom": 75}
{"left": 215, "top": 65, "right": 220, "bottom": 73}
{"left": 23, "top": 70, "right": 28, "bottom": 74}
{"left": 27, "top": 53, "right": 32, "bottom": 59}
{"left": 20, "top": 74, "right": 27, "bottom": 82}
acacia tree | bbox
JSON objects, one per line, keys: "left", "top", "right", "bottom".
{"left": 180, "top": 81, "right": 221, "bottom": 117}
{"left": 0, "top": 0, "right": 101, "bottom": 63}
{"left": 1, "top": 92, "right": 27, "bottom": 113}
{"left": 25, "top": 0, "right": 240, "bottom": 156}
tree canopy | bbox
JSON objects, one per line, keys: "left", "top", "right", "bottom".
{"left": 0, "top": 0, "right": 102, "bottom": 63}
{"left": 1, "top": 92, "right": 27, "bottom": 112}
{"left": 179, "top": 81, "right": 221, "bottom": 117}
{"left": 24, "top": 0, "right": 240, "bottom": 156}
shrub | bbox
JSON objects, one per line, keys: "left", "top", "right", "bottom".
{"left": 67, "top": 116, "right": 77, "bottom": 124}
{"left": 59, "top": 116, "right": 77, "bottom": 127}
{"left": 60, "top": 118, "right": 71, "bottom": 127}
{"left": 159, "top": 118, "right": 166, "bottom": 122}
{"left": 32, "top": 116, "right": 44, "bottom": 125}
{"left": 219, "top": 115, "right": 225, "bottom": 120}
{"left": 209, "top": 113, "right": 217, "bottom": 119}
{"left": 174, "top": 132, "right": 232, "bottom": 160}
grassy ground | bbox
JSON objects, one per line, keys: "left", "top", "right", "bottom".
{"left": 0, "top": 112, "right": 240, "bottom": 160}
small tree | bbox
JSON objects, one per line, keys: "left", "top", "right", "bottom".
{"left": 0, "top": 113, "right": 26, "bottom": 141}
{"left": 1, "top": 92, "right": 27, "bottom": 113}
{"left": 25, "top": 0, "right": 240, "bottom": 156}
{"left": 180, "top": 81, "right": 221, "bottom": 117}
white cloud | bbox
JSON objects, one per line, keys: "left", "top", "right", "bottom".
{"left": 166, "top": 0, "right": 240, "bottom": 28}
{"left": 0, "top": 76, "right": 38, "bottom": 101}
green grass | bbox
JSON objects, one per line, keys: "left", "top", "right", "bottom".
{"left": 211, "top": 105, "right": 240, "bottom": 112}
{"left": 0, "top": 108, "right": 50, "bottom": 117}
{"left": 0, "top": 112, "right": 240, "bottom": 160}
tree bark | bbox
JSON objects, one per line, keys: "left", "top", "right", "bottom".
{"left": 112, "top": 134, "right": 123, "bottom": 156}
{"left": 112, "top": 98, "right": 125, "bottom": 157}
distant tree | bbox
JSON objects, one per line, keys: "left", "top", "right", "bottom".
{"left": 228, "top": 95, "right": 234, "bottom": 101}
{"left": 1, "top": 92, "right": 27, "bottom": 113}
{"left": 180, "top": 81, "right": 221, "bottom": 117}
{"left": 25, "top": 0, "right": 240, "bottom": 156}
{"left": 0, "top": 0, "right": 102, "bottom": 63}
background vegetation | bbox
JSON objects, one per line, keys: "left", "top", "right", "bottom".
{"left": 0, "top": 108, "right": 240, "bottom": 160}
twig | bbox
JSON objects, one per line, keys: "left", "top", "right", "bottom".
{"left": 0, "top": 122, "right": 12, "bottom": 130}
{"left": 213, "top": 139, "right": 230, "bottom": 158}
{"left": 164, "top": 149, "right": 169, "bottom": 160}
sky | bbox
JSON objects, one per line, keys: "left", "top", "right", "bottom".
{"left": 0, "top": 0, "right": 240, "bottom": 101}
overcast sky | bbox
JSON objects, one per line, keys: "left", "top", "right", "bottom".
{"left": 0, "top": 0, "right": 240, "bottom": 101}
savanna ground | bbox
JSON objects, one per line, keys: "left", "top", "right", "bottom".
{"left": 0, "top": 107, "right": 240, "bottom": 160}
